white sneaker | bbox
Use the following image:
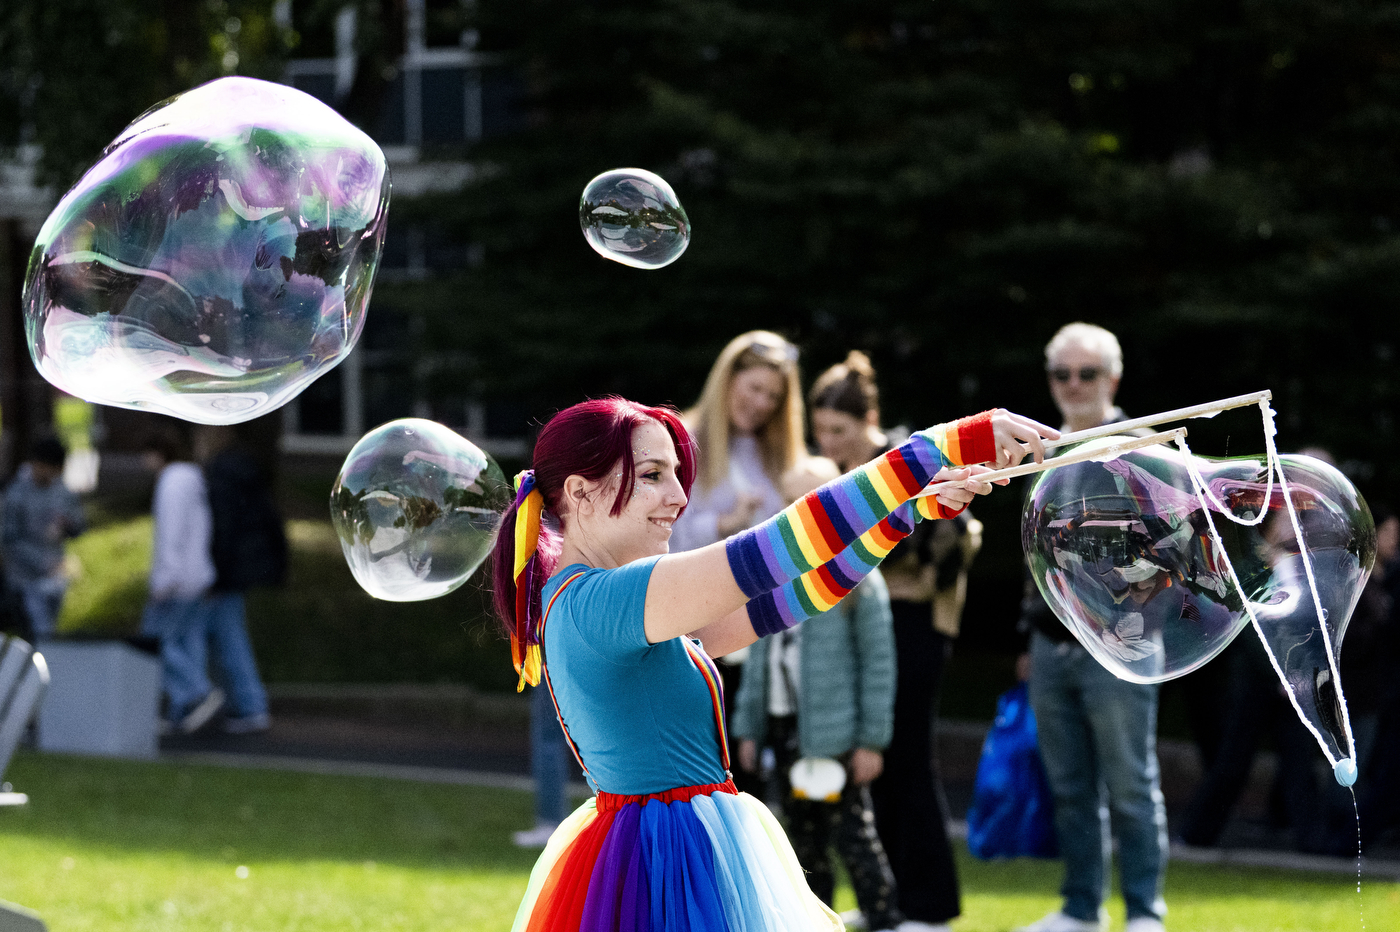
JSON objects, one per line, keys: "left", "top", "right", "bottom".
{"left": 511, "top": 822, "right": 559, "bottom": 848}
{"left": 178, "top": 688, "right": 226, "bottom": 734}
{"left": 1124, "top": 919, "right": 1165, "bottom": 932}
{"left": 1012, "top": 911, "right": 1106, "bottom": 932}
{"left": 896, "top": 922, "right": 952, "bottom": 932}
{"left": 222, "top": 712, "right": 272, "bottom": 735}
{"left": 839, "top": 910, "right": 867, "bottom": 931}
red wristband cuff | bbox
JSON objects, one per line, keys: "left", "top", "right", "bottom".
{"left": 934, "top": 498, "right": 969, "bottom": 520}
{"left": 952, "top": 410, "right": 997, "bottom": 466}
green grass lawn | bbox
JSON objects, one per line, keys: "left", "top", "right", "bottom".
{"left": 1, "top": 753, "right": 1395, "bottom": 931}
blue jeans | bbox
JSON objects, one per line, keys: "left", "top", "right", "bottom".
{"left": 530, "top": 682, "right": 569, "bottom": 825}
{"left": 206, "top": 592, "right": 268, "bottom": 718}
{"left": 1029, "top": 632, "right": 1168, "bottom": 923}
{"left": 141, "top": 597, "right": 213, "bottom": 722}
{"left": 9, "top": 574, "right": 68, "bottom": 640}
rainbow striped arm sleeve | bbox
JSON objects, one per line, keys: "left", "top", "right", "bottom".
{"left": 725, "top": 411, "right": 995, "bottom": 602}
{"left": 746, "top": 500, "right": 932, "bottom": 635}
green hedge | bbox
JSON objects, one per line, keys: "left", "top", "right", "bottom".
{"left": 57, "top": 517, "right": 516, "bottom": 692}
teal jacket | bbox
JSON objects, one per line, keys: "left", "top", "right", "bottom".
{"left": 731, "top": 570, "right": 896, "bottom": 757}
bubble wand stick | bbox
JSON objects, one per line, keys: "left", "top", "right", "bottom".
{"left": 1040, "top": 389, "right": 1272, "bottom": 452}
{"left": 917, "top": 390, "right": 1270, "bottom": 496}
{"left": 914, "top": 427, "right": 1187, "bottom": 495}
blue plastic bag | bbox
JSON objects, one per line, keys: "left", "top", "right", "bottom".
{"left": 965, "top": 682, "right": 1059, "bottom": 859}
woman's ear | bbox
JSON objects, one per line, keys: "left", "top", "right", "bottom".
{"left": 561, "top": 474, "right": 592, "bottom": 517}
{"left": 865, "top": 408, "right": 880, "bottom": 427}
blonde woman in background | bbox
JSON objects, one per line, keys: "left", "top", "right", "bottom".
{"left": 810, "top": 351, "right": 983, "bottom": 932}
{"left": 671, "top": 330, "right": 806, "bottom": 796}
{"left": 671, "top": 330, "right": 805, "bottom": 552}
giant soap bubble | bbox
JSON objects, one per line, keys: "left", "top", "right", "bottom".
{"left": 1024, "top": 442, "right": 1374, "bottom": 769}
{"left": 23, "top": 76, "right": 390, "bottom": 425}
{"left": 579, "top": 168, "right": 689, "bottom": 269}
{"left": 331, "top": 419, "right": 511, "bottom": 601}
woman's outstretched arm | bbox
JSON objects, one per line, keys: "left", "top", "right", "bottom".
{"left": 643, "top": 410, "right": 1055, "bottom": 644}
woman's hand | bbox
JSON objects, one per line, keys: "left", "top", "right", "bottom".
{"left": 739, "top": 738, "right": 759, "bottom": 773}
{"left": 989, "top": 409, "right": 1059, "bottom": 468}
{"left": 927, "top": 464, "right": 1006, "bottom": 509}
{"left": 849, "top": 747, "right": 884, "bottom": 786}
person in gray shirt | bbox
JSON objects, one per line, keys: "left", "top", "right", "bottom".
{"left": 2, "top": 436, "right": 86, "bottom": 640}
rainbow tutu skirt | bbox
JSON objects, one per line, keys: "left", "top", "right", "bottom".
{"left": 511, "top": 780, "right": 841, "bottom": 932}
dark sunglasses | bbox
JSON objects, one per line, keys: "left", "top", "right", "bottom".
{"left": 1048, "top": 366, "right": 1104, "bottom": 384}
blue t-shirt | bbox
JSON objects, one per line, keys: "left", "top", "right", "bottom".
{"left": 540, "top": 557, "right": 730, "bottom": 795}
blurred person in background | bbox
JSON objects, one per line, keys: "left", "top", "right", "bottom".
{"left": 513, "top": 679, "right": 572, "bottom": 848}
{"left": 1014, "top": 323, "right": 1167, "bottom": 932}
{"left": 1360, "top": 503, "right": 1400, "bottom": 845}
{"left": 1336, "top": 503, "right": 1396, "bottom": 774}
{"left": 1349, "top": 504, "right": 1400, "bottom": 848}
{"left": 1178, "top": 448, "right": 1355, "bottom": 856}
{"left": 672, "top": 330, "right": 805, "bottom": 551}
{"left": 732, "top": 456, "right": 903, "bottom": 932}
{"left": 198, "top": 425, "right": 283, "bottom": 735}
{"left": 140, "top": 430, "right": 224, "bottom": 735}
{"left": 1, "top": 435, "right": 86, "bottom": 641}
{"left": 671, "top": 329, "right": 806, "bottom": 794}
{"left": 808, "top": 350, "right": 980, "bottom": 932}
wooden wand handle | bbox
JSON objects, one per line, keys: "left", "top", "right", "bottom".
{"left": 914, "top": 427, "right": 1188, "bottom": 499}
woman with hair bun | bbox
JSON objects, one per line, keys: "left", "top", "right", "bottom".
{"left": 810, "top": 352, "right": 983, "bottom": 932}
{"left": 492, "top": 394, "right": 1055, "bottom": 932}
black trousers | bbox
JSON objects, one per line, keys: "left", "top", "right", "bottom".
{"left": 1177, "top": 636, "right": 1322, "bottom": 851}
{"left": 769, "top": 716, "right": 902, "bottom": 930}
{"left": 868, "top": 602, "right": 962, "bottom": 924}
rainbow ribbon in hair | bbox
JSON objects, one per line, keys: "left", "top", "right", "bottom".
{"left": 511, "top": 469, "right": 545, "bottom": 691}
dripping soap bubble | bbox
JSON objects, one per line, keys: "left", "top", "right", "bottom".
{"left": 1024, "top": 442, "right": 1373, "bottom": 776}
{"left": 23, "top": 76, "right": 391, "bottom": 425}
{"left": 331, "top": 419, "right": 512, "bottom": 601}
{"left": 579, "top": 168, "right": 690, "bottom": 269}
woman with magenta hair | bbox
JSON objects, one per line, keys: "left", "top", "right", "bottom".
{"left": 493, "top": 396, "right": 1055, "bottom": 932}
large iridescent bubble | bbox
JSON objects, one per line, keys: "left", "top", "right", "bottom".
{"left": 1024, "top": 442, "right": 1374, "bottom": 767}
{"left": 23, "top": 76, "right": 390, "bottom": 425}
{"left": 579, "top": 168, "right": 689, "bottom": 269}
{"left": 331, "top": 419, "right": 511, "bottom": 601}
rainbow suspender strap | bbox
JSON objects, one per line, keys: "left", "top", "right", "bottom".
{"left": 537, "top": 571, "right": 733, "bottom": 782}
{"left": 680, "top": 638, "right": 732, "bottom": 773}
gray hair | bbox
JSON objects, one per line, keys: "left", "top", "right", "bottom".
{"left": 1045, "top": 322, "right": 1123, "bottom": 377}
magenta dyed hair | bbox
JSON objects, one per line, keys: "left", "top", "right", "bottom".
{"left": 490, "top": 396, "right": 698, "bottom": 641}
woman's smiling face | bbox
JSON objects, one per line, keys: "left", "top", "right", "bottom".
{"left": 567, "top": 418, "right": 689, "bottom": 567}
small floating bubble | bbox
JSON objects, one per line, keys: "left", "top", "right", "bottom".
{"left": 579, "top": 169, "right": 690, "bottom": 269}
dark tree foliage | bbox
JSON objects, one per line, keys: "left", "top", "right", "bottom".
{"left": 0, "top": 1, "right": 293, "bottom": 189}
{"left": 411, "top": 2, "right": 1400, "bottom": 470}
{"left": 379, "top": 1, "right": 1400, "bottom": 613}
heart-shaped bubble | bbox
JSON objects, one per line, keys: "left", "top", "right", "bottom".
{"left": 24, "top": 76, "right": 390, "bottom": 425}
{"left": 331, "top": 419, "right": 512, "bottom": 601}
{"left": 1024, "top": 442, "right": 1375, "bottom": 765}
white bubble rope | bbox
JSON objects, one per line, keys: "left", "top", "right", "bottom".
{"left": 1172, "top": 399, "right": 1355, "bottom": 770}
